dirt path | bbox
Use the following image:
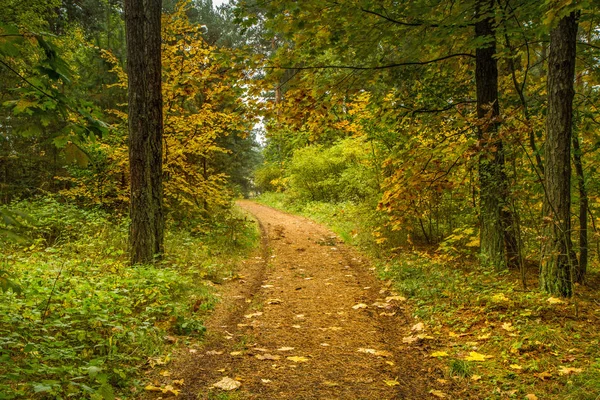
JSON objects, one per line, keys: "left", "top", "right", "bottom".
{"left": 163, "top": 201, "right": 442, "bottom": 399}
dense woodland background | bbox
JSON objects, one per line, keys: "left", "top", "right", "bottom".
{"left": 1, "top": 0, "right": 600, "bottom": 398}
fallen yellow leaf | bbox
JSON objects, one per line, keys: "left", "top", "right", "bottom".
{"left": 558, "top": 366, "right": 583, "bottom": 375}
{"left": 464, "top": 351, "right": 490, "bottom": 361}
{"left": 471, "top": 375, "right": 482, "bottom": 381}
{"left": 525, "top": 394, "right": 538, "bottom": 400}
{"left": 502, "top": 322, "right": 515, "bottom": 332}
{"left": 510, "top": 364, "right": 522, "bottom": 370}
{"left": 384, "top": 379, "right": 400, "bottom": 387}
{"left": 287, "top": 356, "right": 310, "bottom": 363}
{"left": 547, "top": 297, "right": 565, "bottom": 304}
{"left": 352, "top": 303, "right": 368, "bottom": 309}
{"left": 429, "top": 389, "right": 447, "bottom": 398}
{"left": 431, "top": 351, "right": 449, "bottom": 358}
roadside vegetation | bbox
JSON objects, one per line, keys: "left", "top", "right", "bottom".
{"left": 0, "top": 198, "right": 258, "bottom": 399}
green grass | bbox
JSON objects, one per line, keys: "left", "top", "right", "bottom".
{"left": 0, "top": 198, "right": 258, "bottom": 399}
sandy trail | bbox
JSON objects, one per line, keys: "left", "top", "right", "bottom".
{"left": 166, "top": 201, "right": 437, "bottom": 399}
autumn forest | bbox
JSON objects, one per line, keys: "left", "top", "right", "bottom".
{"left": 1, "top": 0, "right": 600, "bottom": 399}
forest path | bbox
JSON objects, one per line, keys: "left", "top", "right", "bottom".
{"left": 172, "top": 201, "right": 438, "bottom": 399}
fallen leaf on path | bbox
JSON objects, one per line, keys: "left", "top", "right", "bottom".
{"left": 213, "top": 377, "right": 241, "bottom": 391}
{"left": 145, "top": 384, "right": 180, "bottom": 396}
{"left": 206, "top": 350, "right": 223, "bottom": 355}
{"left": 322, "top": 381, "right": 339, "bottom": 387}
{"left": 244, "top": 312, "right": 263, "bottom": 319}
{"left": 547, "top": 297, "right": 565, "bottom": 304}
{"left": 255, "top": 354, "right": 280, "bottom": 361}
{"left": 386, "top": 295, "right": 406, "bottom": 302}
{"left": 254, "top": 347, "right": 270, "bottom": 352}
{"left": 525, "top": 394, "right": 538, "bottom": 400}
{"left": 386, "top": 361, "right": 395, "bottom": 366}
{"left": 429, "top": 389, "right": 447, "bottom": 398}
{"left": 352, "top": 303, "right": 368, "bottom": 309}
{"left": 287, "top": 356, "right": 310, "bottom": 363}
{"left": 510, "top": 364, "right": 522, "bottom": 370}
{"left": 431, "top": 351, "right": 449, "bottom": 358}
{"left": 261, "top": 379, "right": 272, "bottom": 384}
{"left": 558, "top": 366, "right": 583, "bottom": 375}
{"left": 384, "top": 379, "right": 400, "bottom": 387}
{"left": 230, "top": 351, "right": 243, "bottom": 356}
{"left": 411, "top": 322, "right": 425, "bottom": 332}
{"left": 261, "top": 284, "right": 274, "bottom": 288}
{"left": 159, "top": 370, "right": 170, "bottom": 377}
{"left": 402, "top": 336, "right": 419, "bottom": 344}
{"left": 357, "top": 348, "right": 393, "bottom": 357}
{"left": 464, "top": 351, "right": 491, "bottom": 361}
{"left": 277, "top": 347, "right": 295, "bottom": 351}
{"left": 380, "top": 312, "right": 396, "bottom": 316}
{"left": 267, "top": 298, "right": 283, "bottom": 304}
{"left": 320, "top": 343, "right": 330, "bottom": 347}
{"left": 372, "top": 302, "right": 390, "bottom": 308}
{"left": 292, "top": 325, "right": 301, "bottom": 329}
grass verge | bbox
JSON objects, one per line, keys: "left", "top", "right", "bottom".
{"left": 0, "top": 198, "right": 258, "bottom": 399}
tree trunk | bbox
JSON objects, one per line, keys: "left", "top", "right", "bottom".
{"left": 125, "top": 0, "right": 163, "bottom": 265}
{"left": 541, "top": 12, "right": 579, "bottom": 297}
{"left": 572, "top": 133, "right": 587, "bottom": 283}
{"left": 147, "top": 0, "right": 164, "bottom": 257}
{"left": 475, "top": 0, "right": 518, "bottom": 270}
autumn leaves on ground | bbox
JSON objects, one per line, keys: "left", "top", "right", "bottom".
{"left": 143, "top": 202, "right": 599, "bottom": 400}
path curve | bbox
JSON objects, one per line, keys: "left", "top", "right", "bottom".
{"left": 174, "top": 201, "right": 437, "bottom": 399}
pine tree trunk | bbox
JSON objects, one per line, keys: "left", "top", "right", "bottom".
{"left": 147, "top": 0, "right": 164, "bottom": 257}
{"left": 125, "top": 0, "right": 163, "bottom": 265}
{"left": 541, "top": 12, "right": 579, "bottom": 297}
{"left": 475, "top": 0, "right": 518, "bottom": 270}
{"left": 572, "top": 134, "right": 587, "bottom": 283}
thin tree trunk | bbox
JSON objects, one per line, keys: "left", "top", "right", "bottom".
{"left": 541, "top": 12, "right": 579, "bottom": 297}
{"left": 125, "top": 0, "right": 155, "bottom": 264}
{"left": 475, "top": 0, "right": 518, "bottom": 269}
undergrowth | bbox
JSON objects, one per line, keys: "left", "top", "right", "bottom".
{"left": 0, "top": 198, "right": 258, "bottom": 399}
{"left": 256, "top": 191, "right": 600, "bottom": 399}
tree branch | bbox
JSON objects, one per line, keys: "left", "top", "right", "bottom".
{"left": 267, "top": 53, "right": 474, "bottom": 71}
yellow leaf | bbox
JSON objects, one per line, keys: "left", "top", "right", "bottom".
{"left": 431, "top": 351, "right": 449, "bottom": 358}
{"left": 159, "top": 370, "right": 171, "bottom": 377}
{"left": 464, "top": 352, "right": 490, "bottom": 361}
{"left": 547, "top": 297, "right": 565, "bottom": 304}
{"left": 145, "top": 385, "right": 162, "bottom": 392}
{"left": 510, "top": 364, "right": 522, "bottom": 370}
{"left": 287, "top": 356, "right": 310, "bottom": 363}
{"left": 471, "top": 375, "right": 482, "bottom": 381}
{"left": 491, "top": 293, "right": 509, "bottom": 302}
{"left": 502, "top": 322, "right": 515, "bottom": 332}
{"left": 173, "top": 379, "right": 184, "bottom": 385}
{"left": 429, "top": 389, "right": 447, "bottom": 398}
{"left": 352, "top": 303, "right": 368, "bottom": 309}
{"left": 384, "top": 379, "right": 400, "bottom": 387}
{"left": 558, "top": 366, "right": 583, "bottom": 375}
{"left": 526, "top": 394, "right": 538, "bottom": 400}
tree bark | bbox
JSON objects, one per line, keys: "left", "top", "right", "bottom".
{"left": 572, "top": 133, "right": 587, "bottom": 283}
{"left": 147, "top": 0, "right": 164, "bottom": 257}
{"left": 475, "top": 0, "right": 518, "bottom": 270}
{"left": 541, "top": 12, "right": 579, "bottom": 297}
{"left": 125, "top": 0, "right": 164, "bottom": 265}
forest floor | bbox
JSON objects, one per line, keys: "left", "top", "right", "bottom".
{"left": 146, "top": 201, "right": 450, "bottom": 399}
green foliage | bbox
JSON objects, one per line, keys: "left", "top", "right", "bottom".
{"left": 0, "top": 198, "right": 258, "bottom": 399}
